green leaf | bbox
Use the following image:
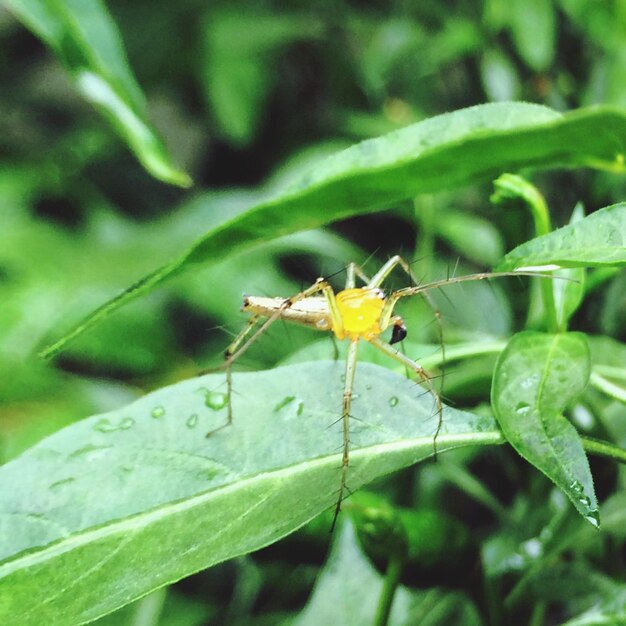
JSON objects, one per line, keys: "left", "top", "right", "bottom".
{"left": 560, "top": 589, "right": 626, "bottom": 626}
{"left": 41, "top": 104, "right": 626, "bottom": 357}
{"left": 480, "top": 48, "right": 521, "bottom": 102}
{"left": 491, "top": 331, "right": 598, "bottom": 525}
{"left": 507, "top": 0, "right": 556, "bottom": 72}
{"left": 0, "top": 362, "right": 501, "bottom": 626}
{"left": 497, "top": 203, "right": 626, "bottom": 271}
{"left": 552, "top": 204, "right": 587, "bottom": 329}
{"left": 3, "top": 0, "right": 191, "bottom": 187}
{"left": 293, "top": 521, "right": 481, "bottom": 626}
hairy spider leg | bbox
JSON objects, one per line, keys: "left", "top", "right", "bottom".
{"left": 207, "top": 278, "right": 338, "bottom": 437}
{"left": 330, "top": 256, "right": 444, "bottom": 528}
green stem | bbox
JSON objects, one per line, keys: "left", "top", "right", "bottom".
{"left": 582, "top": 436, "right": 626, "bottom": 465}
{"left": 414, "top": 195, "right": 435, "bottom": 280}
{"left": 529, "top": 601, "right": 547, "bottom": 626}
{"left": 373, "top": 551, "right": 405, "bottom": 626}
{"left": 590, "top": 371, "right": 626, "bottom": 403}
{"left": 492, "top": 174, "right": 558, "bottom": 332}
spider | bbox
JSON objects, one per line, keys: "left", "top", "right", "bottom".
{"left": 210, "top": 255, "right": 548, "bottom": 528}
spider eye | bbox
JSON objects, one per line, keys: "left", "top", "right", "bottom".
{"left": 390, "top": 323, "right": 407, "bottom": 344}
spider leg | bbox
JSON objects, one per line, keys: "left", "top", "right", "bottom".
{"left": 368, "top": 335, "right": 443, "bottom": 457}
{"left": 367, "top": 254, "right": 409, "bottom": 288}
{"left": 331, "top": 338, "right": 360, "bottom": 531}
{"left": 344, "top": 261, "right": 372, "bottom": 287}
{"left": 207, "top": 278, "right": 338, "bottom": 437}
{"left": 205, "top": 314, "right": 262, "bottom": 435}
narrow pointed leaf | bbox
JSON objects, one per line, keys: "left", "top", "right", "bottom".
{"left": 0, "top": 362, "right": 502, "bottom": 626}
{"left": 41, "top": 104, "right": 626, "bottom": 357}
{"left": 491, "top": 331, "right": 597, "bottom": 525}
{"left": 4, "top": 0, "right": 191, "bottom": 187}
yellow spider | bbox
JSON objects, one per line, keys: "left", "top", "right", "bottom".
{"left": 211, "top": 255, "right": 547, "bottom": 527}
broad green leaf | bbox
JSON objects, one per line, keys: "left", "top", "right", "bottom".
{"left": 491, "top": 331, "right": 597, "bottom": 525}
{"left": 0, "top": 362, "right": 502, "bottom": 626}
{"left": 41, "top": 104, "right": 626, "bottom": 358}
{"left": 553, "top": 204, "right": 587, "bottom": 329}
{"left": 3, "top": 0, "right": 191, "bottom": 187}
{"left": 497, "top": 203, "right": 626, "bottom": 270}
{"left": 293, "top": 521, "right": 481, "bottom": 626}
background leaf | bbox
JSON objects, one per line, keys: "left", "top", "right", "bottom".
{"left": 497, "top": 202, "right": 626, "bottom": 270}
{"left": 0, "top": 362, "right": 501, "bottom": 626}
{"left": 41, "top": 104, "right": 626, "bottom": 357}
{"left": 491, "top": 331, "right": 597, "bottom": 524}
{"left": 3, "top": 0, "right": 191, "bottom": 187}
{"left": 293, "top": 521, "right": 481, "bottom": 626}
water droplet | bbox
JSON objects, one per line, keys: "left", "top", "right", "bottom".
{"left": 196, "top": 468, "right": 221, "bottom": 481}
{"left": 49, "top": 477, "right": 75, "bottom": 492}
{"left": 151, "top": 406, "right": 165, "bottom": 418}
{"left": 274, "top": 396, "right": 295, "bottom": 412}
{"left": 204, "top": 391, "right": 228, "bottom": 411}
{"left": 69, "top": 444, "right": 109, "bottom": 459}
{"left": 94, "top": 418, "right": 115, "bottom": 433}
{"left": 569, "top": 480, "right": 584, "bottom": 494}
{"left": 515, "top": 402, "right": 530, "bottom": 415}
{"left": 186, "top": 414, "right": 198, "bottom": 429}
{"left": 389, "top": 396, "right": 399, "bottom": 407}
{"left": 585, "top": 509, "right": 600, "bottom": 529}
{"left": 94, "top": 416, "right": 134, "bottom": 433}
{"left": 365, "top": 383, "right": 372, "bottom": 390}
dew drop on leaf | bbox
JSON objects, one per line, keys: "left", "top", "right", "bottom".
{"left": 515, "top": 402, "right": 530, "bottom": 415}
{"left": 49, "top": 477, "right": 76, "bottom": 492}
{"left": 151, "top": 406, "right": 165, "bottom": 418}
{"left": 585, "top": 509, "right": 601, "bottom": 529}
{"left": 94, "top": 417, "right": 134, "bottom": 433}
{"left": 205, "top": 391, "right": 228, "bottom": 410}
{"left": 569, "top": 480, "right": 584, "bottom": 494}
{"left": 94, "top": 418, "right": 117, "bottom": 433}
{"left": 274, "top": 396, "right": 295, "bottom": 412}
{"left": 389, "top": 396, "right": 399, "bottom": 407}
{"left": 186, "top": 414, "right": 198, "bottom": 428}
{"left": 119, "top": 417, "right": 135, "bottom": 430}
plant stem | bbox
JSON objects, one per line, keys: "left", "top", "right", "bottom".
{"left": 373, "top": 551, "right": 405, "bottom": 626}
{"left": 582, "top": 436, "right": 626, "bottom": 464}
{"left": 590, "top": 372, "right": 626, "bottom": 403}
{"left": 492, "top": 174, "right": 558, "bottom": 332}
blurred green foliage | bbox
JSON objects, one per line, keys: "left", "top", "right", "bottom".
{"left": 1, "top": 0, "right": 626, "bottom": 625}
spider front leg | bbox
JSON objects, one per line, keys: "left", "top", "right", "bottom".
{"left": 331, "top": 338, "right": 360, "bottom": 532}
{"left": 368, "top": 335, "right": 443, "bottom": 456}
